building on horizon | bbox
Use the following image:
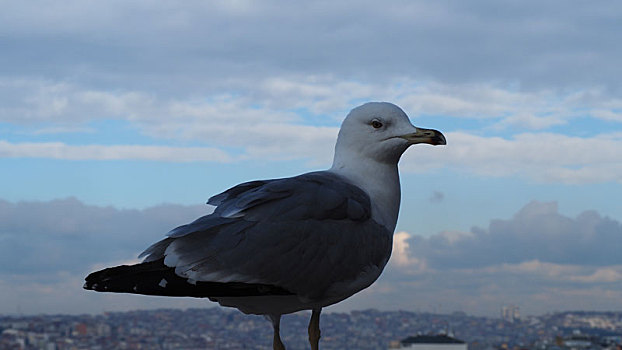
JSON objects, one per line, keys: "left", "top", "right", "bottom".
{"left": 389, "top": 334, "right": 468, "bottom": 350}
{"left": 501, "top": 305, "right": 520, "bottom": 323}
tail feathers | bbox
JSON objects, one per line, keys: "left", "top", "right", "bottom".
{"left": 84, "top": 259, "right": 293, "bottom": 298}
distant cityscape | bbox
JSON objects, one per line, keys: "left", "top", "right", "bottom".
{"left": 1, "top": 307, "right": 621, "bottom": 350}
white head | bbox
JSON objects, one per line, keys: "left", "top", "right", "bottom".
{"left": 332, "top": 102, "right": 446, "bottom": 167}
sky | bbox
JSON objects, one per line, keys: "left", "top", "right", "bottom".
{"left": 1, "top": 0, "right": 621, "bottom": 317}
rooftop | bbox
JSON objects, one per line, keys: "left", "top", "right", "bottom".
{"left": 401, "top": 334, "right": 466, "bottom": 345}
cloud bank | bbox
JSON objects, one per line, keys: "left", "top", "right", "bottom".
{"left": 2, "top": 77, "right": 621, "bottom": 183}
{"left": 1, "top": 198, "right": 620, "bottom": 316}
{"left": 406, "top": 201, "right": 622, "bottom": 268}
{"left": 2, "top": 1, "right": 621, "bottom": 91}
{"left": 361, "top": 201, "right": 622, "bottom": 316}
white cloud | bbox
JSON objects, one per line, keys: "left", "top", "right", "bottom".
{"left": 398, "top": 83, "right": 542, "bottom": 119}
{"left": 0, "top": 79, "right": 157, "bottom": 123}
{"left": 30, "top": 126, "right": 96, "bottom": 135}
{"left": 2, "top": 76, "right": 622, "bottom": 181}
{"left": 2, "top": 76, "right": 620, "bottom": 127}
{"left": 391, "top": 231, "right": 417, "bottom": 268}
{"left": 494, "top": 112, "right": 566, "bottom": 130}
{"left": 476, "top": 260, "right": 622, "bottom": 284}
{"left": 436, "top": 230, "right": 474, "bottom": 245}
{"left": 591, "top": 109, "right": 622, "bottom": 122}
{"left": 568, "top": 267, "right": 622, "bottom": 283}
{"left": 0, "top": 141, "right": 233, "bottom": 162}
{"left": 496, "top": 260, "right": 575, "bottom": 277}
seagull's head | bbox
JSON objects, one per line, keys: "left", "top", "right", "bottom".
{"left": 334, "top": 102, "right": 446, "bottom": 165}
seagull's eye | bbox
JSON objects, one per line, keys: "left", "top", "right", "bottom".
{"left": 371, "top": 119, "right": 383, "bottom": 129}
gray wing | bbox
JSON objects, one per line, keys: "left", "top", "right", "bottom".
{"left": 139, "top": 171, "right": 393, "bottom": 300}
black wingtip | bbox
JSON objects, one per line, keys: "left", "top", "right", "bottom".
{"left": 83, "top": 259, "right": 295, "bottom": 298}
{"left": 83, "top": 265, "right": 125, "bottom": 291}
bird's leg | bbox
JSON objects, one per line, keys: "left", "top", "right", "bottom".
{"left": 268, "top": 314, "right": 286, "bottom": 350}
{"left": 308, "top": 308, "right": 322, "bottom": 350}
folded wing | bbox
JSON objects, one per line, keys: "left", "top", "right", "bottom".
{"left": 124, "top": 171, "right": 393, "bottom": 300}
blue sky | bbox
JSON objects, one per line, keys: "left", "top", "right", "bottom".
{"left": 1, "top": 0, "right": 621, "bottom": 317}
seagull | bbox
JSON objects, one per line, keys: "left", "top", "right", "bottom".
{"left": 84, "top": 102, "right": 446, "bottom": 350}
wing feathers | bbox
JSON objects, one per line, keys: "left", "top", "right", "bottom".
{"left": 127, "top": 171, "right": 391, "bottom": 301}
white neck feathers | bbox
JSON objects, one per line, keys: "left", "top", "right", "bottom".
{"left": 329, "top": 156, "right": 401, "bottom": 232}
